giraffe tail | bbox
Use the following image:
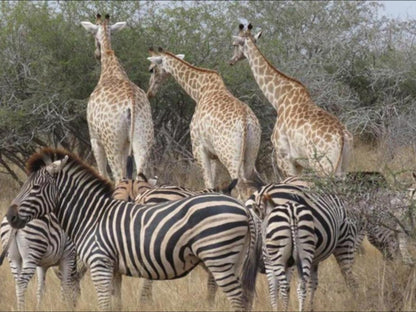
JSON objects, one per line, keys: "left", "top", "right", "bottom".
{"left": 334, "top": 129, "right": 352, "bottom": 177}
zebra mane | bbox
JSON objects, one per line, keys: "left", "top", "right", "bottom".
{"left": 26, "top": 147, "right": 114, "bottom": 194}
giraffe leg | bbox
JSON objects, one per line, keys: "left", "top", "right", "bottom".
{"left": 132, "top": 124, "right": 153, "bottom": 176}
{"left": 194, "top": 145, "right": 215, "bottom": 189}
{"left": 91, "top": 138, "right": 109, "bottom": 179}
{"left": 271, "top": 126, "right": 299, "bottom": 177}
{"left": 106, "top": 140, "right": 128, "bottom": 183}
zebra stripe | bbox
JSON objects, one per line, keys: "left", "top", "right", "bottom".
{"left": 112, "top": 177, "right": 237, "bottom": 303}
{"left": 247, "top": 182, "right": 359, "bottom": 311}
{"left": 7, "top": 148, "right": 260, "bottom": 311}
{"left": 261, "top": 201, "right": 315, "bottom": 311}
{"left": 0, "top": 213, "right": 80, "bottom": 311}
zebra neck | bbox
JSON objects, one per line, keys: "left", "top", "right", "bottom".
{"left": 54, "top": 167, "right": 115, "bottom": 260}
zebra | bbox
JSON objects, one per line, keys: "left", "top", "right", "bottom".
{"left": 6, "top": 148, "right": 261, "bottom": 311}
{"left": 0, "top": 213, "right": 81, "bottom": 311}
{"left": 112, "top": 173, "right": 238, "bottom": 304}
{"left": 246, "top": 182, "right": 361, "bottom": 311}
{"left": 282, "top": 175, "right": 415, "bottom": 264}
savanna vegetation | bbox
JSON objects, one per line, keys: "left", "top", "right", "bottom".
{"left": 1, "top": 1, "right": 416, "bottom": 311}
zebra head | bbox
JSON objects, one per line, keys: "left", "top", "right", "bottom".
{"left": 7, "top": 156, "right": 68, "bottom": 229}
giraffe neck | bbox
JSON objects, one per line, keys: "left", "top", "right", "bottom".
{"left": 245, "top": 39, "right": 309, "bottom": 112}
{"left": 163, "top": 52, "right": 225, "bottom": 103}
{"left": 98, "top": 29, "right": 128, "bottom": 82}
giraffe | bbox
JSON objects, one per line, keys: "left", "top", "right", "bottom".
{"left": 81, "top": 14, "right": 154, "bottom": 182}
{"left": 230, "top": 23, "right": 353, "bottom": 178}
{"left": 147, "top": 48, "right": 262, "bottom": 199}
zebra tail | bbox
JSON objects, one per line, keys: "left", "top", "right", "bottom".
{"left": 0, "top": 228, "right": 16, "bottom": 265}
{"left": 241, "top": 208, "right": 262, "bottom": 310}
{"left": 290, "top": 210, "right": 304, "bottom": 280}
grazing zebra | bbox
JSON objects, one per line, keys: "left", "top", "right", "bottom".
{"left": 0, "top": 214, "right": 80, "bottom": 311}
{"left": 247, "top": 182, "right": 361, "bottom": 311}
{"left": 282, "top": 175, "right": 415, "bottom": 264}
{"left": 6, "top": 148, "right": 261, "bottom": 311}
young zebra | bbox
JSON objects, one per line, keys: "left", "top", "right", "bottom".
{"left": 247, "top": 182, "right": 361, "bottom": 311}
{"left": 0, "top": 214, "right": 80, "bottom": 311}
{"left": 6, "top": 148, "right": 260, "bottom": 311}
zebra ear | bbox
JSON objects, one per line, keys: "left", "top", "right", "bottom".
{"left": 46, "top": 156, "right": 68, "bottom": 175}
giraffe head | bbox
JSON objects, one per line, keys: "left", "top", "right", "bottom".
{"left": 146, "top": 47, "right": 185, "bottom": 98}
{"left": 229, "top": 23, "right": 262, "bottom": 65}
{"left": 81, "top": 14, "right": 127, "bottom": 60}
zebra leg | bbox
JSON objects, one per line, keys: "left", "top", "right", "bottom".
{"left": 265, "top": 259, "right": 278, "bottom": 311}
{"left": 9, "top": 258, "right": 23, "bottom": 310}
{"left": 296, "top": 275, "right": 307, "bottom": 312}
{"left": 16, "top": 261, "right": 37, "bottom": 311}
{"left": 206, "top": 272, "right": 218, "bottom": 305}
{"left": 208, "top": 264, "right": 245, "bottom": 311}
{"left": 308, "top": 265, "right": 318, "bottom": 312}
{"left": 200, "top": 264, "right": 218, "bottom": 305}
{"left": 36, "top": 266, "right": 47, "bottom": 309}
{"left": 333, "top": 248, "right": 358, "bottom": 292}
{"left": 59, "top": 250, "right": 80, "bottom": 309}
{"left": 112, "top": 272, "right": 122, "bottom": 310}
{"left": 140, "top": 279, "right": 153, "bottom": 303}
{"left": 398, "top": 230, "right": 414, "bottom": 265}
{"left": 90, "top": 261, "right": 114, "bottom": 311}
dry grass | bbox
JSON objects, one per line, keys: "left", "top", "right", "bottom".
{"left": 1, "top": 142, "right": 416, "bottom": 311}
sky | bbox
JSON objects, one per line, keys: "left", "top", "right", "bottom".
{"left": 381, "top": 1, "right": 416, "bottom": 19}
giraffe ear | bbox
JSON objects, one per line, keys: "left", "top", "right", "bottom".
{"left": 232, "top": 35, "right": 245, "bottom": 45}
{"left": 147, "top": 56, "right": 163, "bottom": 65}
{"left": 81, "top": 22, "right": 98, "bottom": 34}
{"left": 176, "top": 54, "right": 185, "bottom": 60}
{"left": 110, "top": 22, "right": 127, "bottom": 33}
{"left": 254, "top": 31, "right": 262, "bottom": 41}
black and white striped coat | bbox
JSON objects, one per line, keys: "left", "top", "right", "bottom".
{"left": 0, "top": 213, "right": 80, "bottom": 311}
{"left": 246, "top": 182, "right": 360, "bottom": 311}
{"left": 112, "top": 177, "right": 237, "bottom": 304}
{"left": 6, "top": 149, "right": 260, "bottom": 311}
